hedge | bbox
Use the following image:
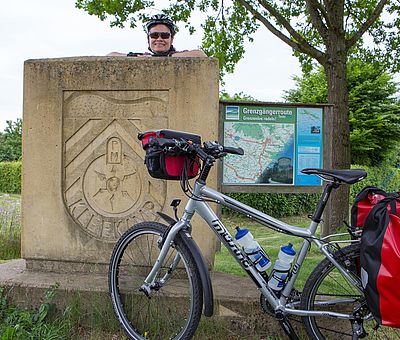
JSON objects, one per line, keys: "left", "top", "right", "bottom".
{"left": 224, "top": 192, "right": 320, "bottom": 218}
{"left": 350, "top": 164, "right": 400, "bottom": 202}
{"left": 224, "top": 164, "right": 400, "bottom": 218}
{"left": 0, "top": 161, "right": 21, "bottom": 194}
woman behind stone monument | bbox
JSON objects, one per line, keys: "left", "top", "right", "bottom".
{"left": 107, "top": 14, "right": 206, "bottom": 58}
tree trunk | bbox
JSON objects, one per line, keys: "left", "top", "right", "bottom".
{"left": 322, "top": 35, "right": 351, "bottom": 236}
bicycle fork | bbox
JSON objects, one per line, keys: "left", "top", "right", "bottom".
{"left": 140, "top": 219, "right": 186, "bottom": 296}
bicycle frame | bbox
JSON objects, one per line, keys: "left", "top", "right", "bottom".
{"left": 143, "top": 180, "right": 364, "bottom": 320}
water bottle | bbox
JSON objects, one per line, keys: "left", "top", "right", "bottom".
{"left": 234, "top": 227, "right": 271, "bottom": 272}
{"left": 268, "top": 243, "right": 296, "bottom": 291}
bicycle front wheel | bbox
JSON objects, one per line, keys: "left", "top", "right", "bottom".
{"left": 301, "top": 243, "right": 400, "bottom": 339}
{"left": 109, "top": 222, "right": 203, "bottom": 340}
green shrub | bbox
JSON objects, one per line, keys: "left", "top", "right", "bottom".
{"left": 0, "top": 161, "right": 21, "bottom": 194}
{"left": 350, "top": 164, "right": 400, "bottom": 202}
{"left": 224, "top": 192, "right": 320, "bottom": 218}
{"left": 0, "top": 283, "right": 72, "bottom": 339}
{"left": 0, "top": 194, "right": 21, "bottom": 260}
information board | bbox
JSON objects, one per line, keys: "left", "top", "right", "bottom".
{"left": 222, "top": 103, "right": 324, "bottom": 187}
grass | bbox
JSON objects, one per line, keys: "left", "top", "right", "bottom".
{"left": 0, "top": 284, "right": 71, "bottom": 339}
{"left": 215, "top": 214, "right": 352, "bottom": 288}
{"left": 0, "top": 284, "right": 128, "bottom": 340}
{"left": 0, "top": 193, "right": 21, "bottom": 260}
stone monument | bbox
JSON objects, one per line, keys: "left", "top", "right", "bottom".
{"left": 22, "top": 57, "right": 219, "bottom": 272}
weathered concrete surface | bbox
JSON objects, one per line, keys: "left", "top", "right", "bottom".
{"left": 0, "top": 260, "right": 293, "bottom": 338}
{"left": 22, "top": 57, "right": 219, "bottom": 270}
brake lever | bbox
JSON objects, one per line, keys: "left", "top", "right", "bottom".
{"left": 217, "top": 152, "right": 227, "bottom": 158}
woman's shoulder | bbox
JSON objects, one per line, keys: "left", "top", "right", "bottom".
{"left": 171, "top": 50, "right": 207, "bottom": 57}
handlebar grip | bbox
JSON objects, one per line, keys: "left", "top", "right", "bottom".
{"left": 223, "top": 146, "right": 244, "bottom": 155}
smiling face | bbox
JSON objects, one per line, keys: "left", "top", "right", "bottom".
{"left": 148, "top": 24, "right": 173, "bottom": 54}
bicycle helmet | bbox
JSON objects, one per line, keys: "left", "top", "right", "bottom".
{"left": 144, "top": 14, "right": 177, "bottom": 37}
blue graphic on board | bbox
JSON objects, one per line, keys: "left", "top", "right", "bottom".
{"left": 256, "top": 137, "right": 295, "bottom": 185}
{"left": 295, "top": 108, "right": 323, "bottom": 186}
{"left": 225, "top": 106, "right": 240, "bottom": 120}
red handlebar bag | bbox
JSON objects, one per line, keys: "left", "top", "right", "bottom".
{"left": 138, "top": 130, "right": 201, "bottom": 180}
{"left": 361, "top": 196, "right": 400, "bottom": 327}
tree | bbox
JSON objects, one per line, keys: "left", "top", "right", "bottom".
{"left": 0, "top": 119, "right": 22, "bottom": 162}
{"left": 285, "top": 59, "right": 400, "bottom": 166}
{"left": 219, "top": 90, "right": 257, "bottom": 101}
{"left": 76, "top": 0, "right": 400, "bottom": 229}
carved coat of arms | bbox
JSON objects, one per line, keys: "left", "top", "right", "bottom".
{"left": 62, "top": 91, "right": 168, "bottom": 242}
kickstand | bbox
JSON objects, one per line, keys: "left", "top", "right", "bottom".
{"left": 351, "top": 318, "right": 366, "bottom": 340}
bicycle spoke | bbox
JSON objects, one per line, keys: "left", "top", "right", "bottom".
{"left": 315, "top": 323, "right": 353, "bottom": 337}
{"left": 323, "top": 270, "right": 358, "bottom": 297}
{"left": 146, "top": 234, "right": 153, "bottom": 266}
{"left": 135, "top": 237, "right": 148, "bottom": 263}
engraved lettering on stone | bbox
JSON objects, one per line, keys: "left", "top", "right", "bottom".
{"left": 76, "top": 208, "right": 89, "bottom": 220}
{"left": 63, "top": 90, "right": 168, "bottom": 242}
{"left": 107, "top": 137, "right": 122, "bottom": 164}
{"left": 86, "top": 214, "right": 94, "bottom": 228}
{"left": 68, "top": 199, "right": 84, "bottom": 215}
{"left": 102, "top": 220, "right": 114, "bottom": 239}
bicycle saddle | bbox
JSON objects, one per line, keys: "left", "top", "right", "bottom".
{"left": 301, "top": 168, "right": 367, "bottom": 184}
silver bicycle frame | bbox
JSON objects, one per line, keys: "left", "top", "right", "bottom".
{"left": 143, "top": 180, "right": 364, "bottom": 319}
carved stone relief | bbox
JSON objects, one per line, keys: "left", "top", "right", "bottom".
{"left": 62, "top": 91, "right": 168, "bottom": 242}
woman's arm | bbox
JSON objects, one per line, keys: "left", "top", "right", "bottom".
{"left": 171, "top": 50, "right": 207, "bottom": 57}
{"left": 106, "top": 52, "right": 127, "bottom": 56}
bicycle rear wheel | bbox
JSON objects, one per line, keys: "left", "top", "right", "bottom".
{"left": 109, "top": 222, "right": 203, "bottom": 339}
{"left": 301, "top": 243, "right": 400, "bottom": 339}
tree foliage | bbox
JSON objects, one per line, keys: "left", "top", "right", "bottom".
{"left": 75, "top": 1, "right": 400, "bottom": 75}
{"left": 219, "top": 90, "right": 257, "bottom": 101}
{"left": 285, "top": 60, "right": 400, "bottom": 166}
{"left": 0, "top": 119, "right": 22, "bottom": 162}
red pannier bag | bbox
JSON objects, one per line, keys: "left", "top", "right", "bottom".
{"left": 351, "top": 186, "right": 391, "bottom": 228}
{"left": 138, "top": 129, "right": 201, "bottom": 180}
{"left": 361, "top": 195, "right": 400, "bottom": 327}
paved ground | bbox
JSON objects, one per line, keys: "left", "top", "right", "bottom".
{"left": 0, "top": 259, "right": 261, "bottom": 301}
{"left": 0, "top": 259, "right": 292, "bottom": 338}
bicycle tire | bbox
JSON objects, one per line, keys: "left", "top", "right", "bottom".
{"left": 301, "top": 243, "right": 400, "bottom": 339}
{"left": 109, "top": 222, "right": 203, "bottom": 340}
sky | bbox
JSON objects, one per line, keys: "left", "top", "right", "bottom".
{"left": 0, "top": 0, "right": 302, "bottom": 131}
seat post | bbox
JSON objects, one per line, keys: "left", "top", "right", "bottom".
{"left": 311, "top": 181, "right": 340, "bottom": 223}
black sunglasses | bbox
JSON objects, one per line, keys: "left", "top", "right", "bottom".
{"left": 149, "top": 32, "right": 171, "bottom": 39}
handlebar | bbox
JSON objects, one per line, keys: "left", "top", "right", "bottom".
{"left": 148, "top": 137, "right": 244, "bottom": 158}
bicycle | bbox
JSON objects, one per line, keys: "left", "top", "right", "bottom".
{"left": 109, "top": 129, "right": 400, "bottom": 339}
